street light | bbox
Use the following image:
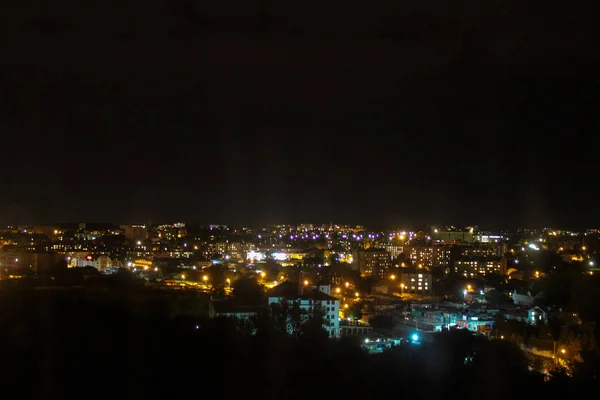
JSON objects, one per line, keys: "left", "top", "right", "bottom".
{"left": 203, "top": 275, "right": 208, "bottom": 282}
{"left": 261, "top": 272, "right": 266, "bottom": 278}
{"left": 335, "top": 288, "right": 341, "bottom": 294}
{"left": 467, "top": 284, "right": 472, "bottom": 291}
{"left": 304, "top": 280, "right": 309, "bottom": 286}
{"left": 561, "top": 348, "right": 566, "bottom": 355}
{"left": 390, "top": 274, "right": 396, "bottom": 280}
{"left": 355, "top": 292, "right": 359, "bottom": 297}
{"left": 345, "top": 282, "right": 350, "bottom": 288}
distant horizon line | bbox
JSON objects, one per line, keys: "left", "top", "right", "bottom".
{"left": 0, "top": 221, "right": 594, "bottom": 232}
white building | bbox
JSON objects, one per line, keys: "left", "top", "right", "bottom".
{"left": 268, "top": 282, "right": 340, "bottom": 338}
{"left": 69, "top": 254, "right": 113, "bottom": 272}
{"left": 512, "top": 289, "right": 534, "bottom": 306}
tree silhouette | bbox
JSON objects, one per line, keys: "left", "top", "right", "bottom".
{"left": 347, "top": 301, "right": 363, "bottom": 321}
{"left": 232, "top": 277, "right": 264, "bottom": 304}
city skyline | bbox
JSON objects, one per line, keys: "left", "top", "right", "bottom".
{"left": 2, "top": 0, "right": 599, "bottom": 395}
{"left": 2, "top": 218, "right": 600, "bottom": 232}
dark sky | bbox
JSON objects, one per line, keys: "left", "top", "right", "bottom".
{"left": 1, "top": 0, "right": 599, "bottom": 229}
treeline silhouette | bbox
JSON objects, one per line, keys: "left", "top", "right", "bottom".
{"left": 0, "top": 285, "right": 592, "bottom": 399}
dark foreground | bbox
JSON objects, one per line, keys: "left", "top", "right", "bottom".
{"left": 0, "top": 288, "right": 594, "bottom": 399}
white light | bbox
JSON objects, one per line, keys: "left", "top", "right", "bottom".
{"left": 247, "top": 250, "right": 265, "bottom": 261}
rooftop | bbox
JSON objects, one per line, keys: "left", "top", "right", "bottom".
{"left": 268, "top": 281, "right": 337, "bottom": 301}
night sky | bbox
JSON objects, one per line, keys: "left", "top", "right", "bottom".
{"left": 1, "top": 0, "right": 599, "bottom": 229}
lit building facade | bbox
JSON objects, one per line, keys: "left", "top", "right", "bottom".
{"left": 69, "top": 254, "right": 113, "bottom": 272}
{"left": 399, "top": 272, "right": 432, "bottom": 294}
{"left": 405, "top": 246, "right": 434, "bottom": 269}
{"left": 453, "top": 256, "right": 506, "bottom": 278}
{"left": 460, "top": 244, "right": 498, "bottom": 258}
{"left": 353, "top": 249, "right": 392, "bottom": 279}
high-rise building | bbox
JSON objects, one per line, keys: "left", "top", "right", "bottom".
{"left": 121, "top": 225, "right": 148, "bottom": 244}
{"left": 453, "top": 256, "right": 507, "bottom": 278}
{"left": 405, "top": 245, "right": 434, "bottom": 269}
{"left": 353, "top": 249, "right": 392, "bottom": 279}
